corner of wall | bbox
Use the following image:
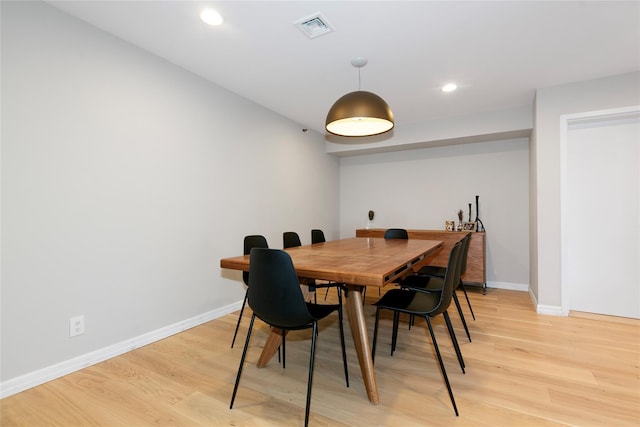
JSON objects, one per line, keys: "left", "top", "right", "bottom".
{"left": 528, "top": 288, "right": 562, "bottom": 315}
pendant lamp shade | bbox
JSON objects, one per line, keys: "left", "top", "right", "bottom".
{"left": 325, "top": 90, "right": 394, "bottom": 137}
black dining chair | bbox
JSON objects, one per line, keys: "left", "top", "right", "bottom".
{"left": 231, "top": 235, "right": 269, "bottom": 348}
{"left": 284, "top": 231, "right": 344, "bottom": 305}
{"left": 311, "top": 229, "right": 326, "bottom": 244}
{"left": 403, "top": 233, "right": 474, "bottom": 341}
{"left": 372, "top": 241, "right": 465, "bottom": 416}
{"left": 418, "top": 233, "right": 476, "bottom": 320}
{"left": 230, "top": 248, "right": 349, "bottom": 427}
{"left": 384, "top": 228, "right": 409, "bottom": 239}
{"left": 283, "top": 231, "right": 302, "bottom": 249}
{"left": 396, "top": 241, "right": 467, "bottom": 362}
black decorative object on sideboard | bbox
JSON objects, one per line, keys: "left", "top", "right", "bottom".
{"left": 456, "top": 195, "right": 485, "bottom": 233}
{"left": 475, "top": 195, "right": 485, "bottom": 232}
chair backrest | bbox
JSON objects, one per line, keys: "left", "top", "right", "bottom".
{"left": 311, "top": 229, "right": 326, "bottom": 244}
{"left": 460, "top": 233, "right": 472, "bottom": 275}
{"left": 283, "top": 231, "right": 302, "bottom": 248}
{"left": 430, "top": 241, "right": 463, "bottom": 316}
{"left": 247, "top": 248, "right": 314, "bottom": 329}
{"left": 384, "top": 228, "right": 409, "bottom": 239}
{"left": 243, "top": 235, "right": 269, "bottom": 286}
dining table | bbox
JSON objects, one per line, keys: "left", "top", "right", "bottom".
{"left": 220, "top": 236, "right": 443, "bottom": 404}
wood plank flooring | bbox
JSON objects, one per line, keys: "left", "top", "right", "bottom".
{"left": 2, "top": 288, "right": 639, "bottom": 426}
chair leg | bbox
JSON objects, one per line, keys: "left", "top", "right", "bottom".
{"left": 443, "top": 311, "right": 465, "bottom": 373}
{"left": 459, "top": 280, "right": 476, "bottom": 320}
{"left": 268, "top": 327, "right": 282, "bottom": 364}
{"left": 231, "top": 290, "right": 248, "bottom": 348}
{"left": 230, "top": 313, "right": 255, "bottom": 409}
{"left": 281, "top": 329, "right": 287, "bottom": 369}
{"left": 391, "top": 311, "right": 400, "bottom": 356}
{"left": 305, "top": 322, "right": 318, "bottom": 427}
{"left": 337, "top": 302, "right": 349, "bottom": 387}
{"left": 453, "top": 292, "right": 472, "bottom": 342}
{"left": 425, "top": 316, "right": 459, "bottom": 416}
{"left": 372, "top": 308, "right": 380, "bottom": 363}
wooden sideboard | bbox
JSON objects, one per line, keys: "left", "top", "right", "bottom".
{"left": 355, "top": 228, "right": 486, "bottom": 292}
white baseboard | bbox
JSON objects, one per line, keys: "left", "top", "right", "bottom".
{"left": 484, "top": 281, "right": 563, "bottom": 315}
{"left": 486, "top": 281, "right": 529, "bottom": 292}
{"left": 0, "top": 300, "right": 243, "bottom": 399}
{"left": 536, "top": 304, "right": 563, "bottom": 316}
{"left": 527, "top": 287, "right": 563, "bottom": 315}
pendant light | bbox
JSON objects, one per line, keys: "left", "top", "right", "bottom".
{"left": 325, "top": 57, "right": 394, "bottom": 137}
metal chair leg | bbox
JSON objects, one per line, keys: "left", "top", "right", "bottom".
{"left": 336, "top": 292, "right": 349, "bottom": 387}
{"left": 453, "top": 291, "right": 472, "bottom": 342}
{"left": 459, "top": 281, "right": 476, "bottom": 320}
{"left": 426, "top": 316, "right": 459, "bottom": 416}
{"left": 230, "top": 313, "right": 255, "bottom": 409}
{"left": 443, "top": 310, "right": 465, "bottom": 372}
{"left": 304, "top": 322, "right": 318, "bottom": 427}
{"left": 372, "top": 308, "right": 380, "bottom": 363}
{"left": 391, "top": 311, "right": 400, "bottom": 355}
{"left": 281, "top": 329, "right": 286, "bottom": 369}
{"left": 231, "top": 290, "right": 248, "bottom": 348}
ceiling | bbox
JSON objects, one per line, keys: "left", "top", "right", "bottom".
{"left": 47, "top": 1, "right": 640, "bottom": 139}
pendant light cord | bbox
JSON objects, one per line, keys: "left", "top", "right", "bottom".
{"left": 351, "top": 57, "right": 367, "bottom": 91}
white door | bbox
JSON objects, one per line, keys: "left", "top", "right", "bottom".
{"left": 563, "top": 109, "right": 640, "bottom": 319}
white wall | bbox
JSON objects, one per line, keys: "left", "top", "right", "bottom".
{"left": 339, "top": 138, "right": 530, "bottom": 287}
{"left": 532, "top": 72, "right": 640, "bottom": 311}
{"left": 1, "top": 1, "right": 339, "bottom": 391}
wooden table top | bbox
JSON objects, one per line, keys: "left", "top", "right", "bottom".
{"left": 220, "top": 237, "right": 443, "bottom": 287}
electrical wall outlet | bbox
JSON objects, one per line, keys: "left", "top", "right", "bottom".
{"left": 69, "top": 315, "right": 85, "bottom": 337}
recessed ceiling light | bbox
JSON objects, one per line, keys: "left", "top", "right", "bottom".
{"left": 200, "top": 9, "right": 223, "bottom": 26}
{"left": 442, "top": 83, "right": 458, "bottom": 93}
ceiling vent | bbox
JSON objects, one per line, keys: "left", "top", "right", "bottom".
{"left": 294, "top": 13, "right": 334, "bottom": 39}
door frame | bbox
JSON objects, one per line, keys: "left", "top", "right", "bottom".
{"left": 560, "top": 105, "right": 640, "bottom": 316}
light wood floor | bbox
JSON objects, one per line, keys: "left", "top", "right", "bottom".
{"left": 2, "top": 288, "right": 639, "bottom": 426}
